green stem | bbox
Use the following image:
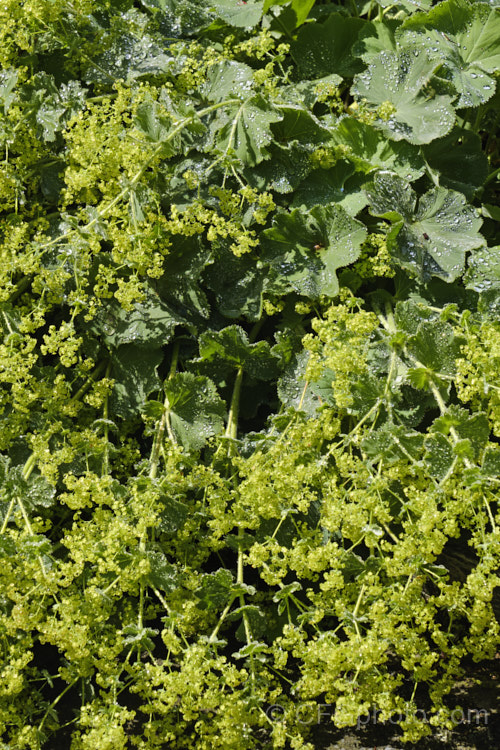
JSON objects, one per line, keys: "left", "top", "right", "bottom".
{"left": 226, "top": 367, "right": 244, "bottom": 440}
{"left": 0, "top": 498, "right": 16, "bottom": 534}
{"left": 38, "top": 678, "right": 79, "bottom": 733}
{"left": 483, "top": 165, "right": 500, "bottom": 187}
{"left": 352, "top": 584, "right": 366, "bottom": 637}
{"left": 17, "top": 494, "right": 48, "bottom": 577}
{"left": 209, "top": 595, "right": 238, "bottom": 642}
{"left": 7, "top": 275, "right": 31, "bottom": 304}
{"left": 149, "top": 341, "right": 180, "bottom": 480}
{"left": 102, "top": 361, "right": 112, "bottom": 477}
{"left": 69, "top": 360, "right": 108, "bottom": 409}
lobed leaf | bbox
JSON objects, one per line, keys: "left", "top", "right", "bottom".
{"left": 352, "top": 48, "right": 456, "bottom": 144}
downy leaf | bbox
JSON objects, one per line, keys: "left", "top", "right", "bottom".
{"left": 423, "top": 432, "right": 454, "bottom": 480}
{"left": 2, "top": 464, "right": 56, "bottom": 510}
{"left": 282, "top": 74, "right": 343, "bottom": 109}
{"left": 204, "top": 245, "right": 265, "bottom": 321}
{"left": 354, "top": 19, "right": 400, "bottom": 64}
{"left": 400, "top": 0, "right": 500, "bottom": 107}
{"left": 464, "top": 246, "right": 500, "bottom": 292}
{"left": 154, "top": 237, "right": 211, "bottom": 324}
{"left": 362, "top": 423, "right": 424, "bottom": 464}
{"left": 272, "top": 105, "right": 331, "bottom": 147}
{"left": 291, "top": 13, "right": 366, "bottom": 79}
{"left": 145, "top": 548, "right": 179, "bottom": 593}
{"left": 329, "top": 117, "right": 425, "bottom": 181}
{"left": 203, "top": 60, "right": 255, "bottom": 102}
{"left": 423, "top": 128, "right": 488, "bottom": 199}
{"left": 163, "top": 373, "right": 226, "bottom": 450}
{"left": 209, "top": 95, "right": 282, "bottom": 166}
{"left": 405, "top": 319, "right": 465, "bottom": 377}
{"left": 93, "top": 287, "right": 182, "bottom": 349}
{"left": 267, "top": 0, "right": 316, "bottom": 35}
{"left": 291, "top": 162, "right": 368, "bottom": 216}
{"left": 83, "top": 31, "right": 172, "bottom": 84}
{"left": 135, "top": 100, "right": 171, "bottom": 143}
{"left": 245, "top": 142, "right": 312, "bottom": 193}
{"left": 352, "top": 48, "right": 456, "bottom": 144}
{"left": 261, "top": 204, "right": 367, "bottom": 298}
{"left": 209, "top": 0, "right": 264, "bottom": 27}
{"left": 277, "top": 350, "right": 320, "bottom": 415}
{"left": 197, "top": 568, "right": 233, "bottom": 610}
{"left": 0, "top": 69, "right": 18, "bottom": 113}
{"left": 198, "top": 326, "right": 280, "bottom": 380}
{"left": 366, "top": 172, "right": 484, "bottom": 281}
{"left": 430, "top": 405, "right": 489, "bottom": 461}
{"left": 111, "top": 345, "right": 162, "bottom": 419}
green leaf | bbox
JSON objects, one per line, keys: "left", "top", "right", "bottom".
{"left": 423, "top": 432, "right": 454, "bottom": 480}
{"left": 352, "top": 48, "right": 456, "bottom": 144}
{"left": 329, "top": 117, "right": 425, "bottom": 181}
{"left": 400, "top": 0, "right": 500, "bottom": 107}
{"left": 261, "top": 204, "right": 367, "bottom": 298}
{"left": 232, "top": 641, "right": 269, "bottom": 659}
{"left": 482, "top": 445, "right": 500, "bottom": 477}
{"left": 197, "top": 568, "right": 234, "bottom": 610}
{"left": 145, "top": 549, "right": 179, "bottom": 593}
{"left": 291, "top": 162, "right": 368, "bottom": 216}
{"left": 393, "top": 299, "right": 436, "bottom": 336}
{"left": 93, "top": 287, "right": 182, "bottom": 349}
{"left": 154, "top": 237, "right": 211, "bottom": 324}
{"left": 209, "top": 95, "right": 282, "bottom": 166}
{"left": 135, "top": 95, "right": 204, "bottom": 154}
{"left": 354, "top": 19, "right": 399, "bottom": 64}
{"left": 282, "top": 74, "right": 343, "bottom": 109}
{"left": 21, "top": 74, "right": 86, "bottom": 143}
{"left": 158, "top": 497, "right": 189, "bottom": 533}
{"left": 198, "top": 326, "right": 280, "bottom": 380}
{"left": 342, "top": 550, "right": 382, "bottom": 582}
{"left": 272, "top": 105, "right": 330, "bottom": 146}
{"left": 272, "top": 581, "right": 302, "bottom": 601}
{"left": 406, "top": 319, "right": 465, "bottom": 377}
{"left": 4, "top": 468, "right": 56, "bottom": 510}
{"left": 163, "top": 373, "right": 226, "bottom": 450}
{"left": 135, "top": 100, "right": 172, "bottom": 143}
{"left": 264, "top": 0, "right": 316, "bottom": 28}
{"left": 377, "top": 0, "right": 432, "bottom": 9}
{"left": 465, "top": 246, "right": 500, "bottom": 293}
{"left": 111, "top": 345, "right": 162, "bottom": 419}
{"left": 0, "top": 69, "right": 18, "bottom": 113}
{"left": 138, "top": 0, "right": 213, "bottom": 34}
{"left": 366, "top": 172, "right": 484, "bottom": 281}
{"left": 245, "top": 142, "right": 312, "bottom": 193}
{"left": 277, "top": 350, "right": 320, "bottom": 414}
{"left": 122, "top": 624, "right": 158, "bottom": 651}
{"left": 291, "top": 13, "right": 366, "bottom": 78}
{"left": 430, "top": 406, "right": 489, "bottom": 461}
{"left": 209, "top": 0, "right": 264, "bottom": 27}
{"left": 423, "top": 128, "right": 488, "bottom": 200}
{"left": 362, "top": 423, "right": 424, "bottom": 465}
{"left": 204, "top": 246, "right": 265, "bottom": 321}
{"left": 203, "top": 60, "right": 255, "bottom": 103}
{"left": 83, "top": 28, "right": 174, "bottom": 84}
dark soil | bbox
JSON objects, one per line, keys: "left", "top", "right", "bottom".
{"left": 306, "top": 655, "right": 500, "bottom": 749}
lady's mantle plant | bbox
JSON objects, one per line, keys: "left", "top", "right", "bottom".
{"left": 1, "top": 0, "right": 500, "bottom": 747}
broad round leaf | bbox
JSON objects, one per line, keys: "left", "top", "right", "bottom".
{"left": 262, "top": 204, "right": 367, "bottom": 298}
{"left": 164, "top": 372, "right": 226, "bottom": 450}
{"left": 366, "top": 172, "right": 484, "bottom": 281}
{"left": 352, "top": 48, "right": 456, "bottom": 144}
